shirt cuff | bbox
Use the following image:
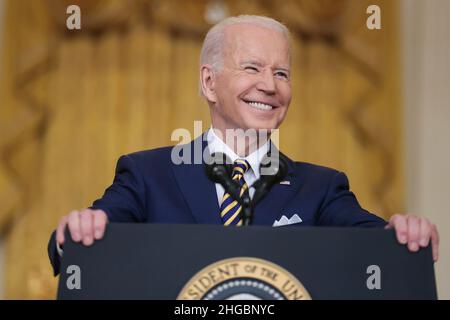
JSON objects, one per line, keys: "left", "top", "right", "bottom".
{"left": 56, "top": 241, "right": 64, "bottom": 257}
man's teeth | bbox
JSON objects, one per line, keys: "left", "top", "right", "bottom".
{"left": 247, "top": 101, "right": 273, "bottom": 110}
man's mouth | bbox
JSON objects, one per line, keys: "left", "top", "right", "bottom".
{"left": 243, "top": 100, "right": 275, "bottom": 111}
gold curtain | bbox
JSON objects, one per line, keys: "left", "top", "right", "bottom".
{"left": 0, "top": 0, "right": 403, "bottom": 298}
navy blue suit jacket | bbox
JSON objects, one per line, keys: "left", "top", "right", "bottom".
{"left": 48, "top": 134, "right": 386, "bottom": 275}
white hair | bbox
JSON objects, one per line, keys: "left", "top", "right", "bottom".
{"left": 199, "top": 15, "right": 291, "bottom": 96}
{"left": 200, "top": 15, "right": 291, "bottom": 70}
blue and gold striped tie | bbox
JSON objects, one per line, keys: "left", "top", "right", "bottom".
{"left": 219, "top": 159, "right": 250, "bottom": 226}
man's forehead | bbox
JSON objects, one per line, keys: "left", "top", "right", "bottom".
{"left": 223, "top": 24, "right": 290, "bottom": 66}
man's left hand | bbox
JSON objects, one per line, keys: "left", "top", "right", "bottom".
{"left": 386, "top": 214, "right": 439, "bottom": 262}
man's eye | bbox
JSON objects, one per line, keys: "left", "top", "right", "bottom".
{"left": 275, "top": 71, "right": 289, "bottom": 79}
{"left": 245, "top": 66, "right": 259, "bottom": 73}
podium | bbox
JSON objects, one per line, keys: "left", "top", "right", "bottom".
{"left": 57, "top": 224, "right": 437, "bottom": 300}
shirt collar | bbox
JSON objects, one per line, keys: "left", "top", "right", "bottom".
{"left": 206, "top": 127, "right": 269, "bottom": 179}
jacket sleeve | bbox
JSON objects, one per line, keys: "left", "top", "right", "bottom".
{"left": 90, "top": 154, "right": 147, "bottom": 223}
{"left": 47, "top": 231, "right": 61, "bottom": 276}
{"left": 315, "top": 171, "right": 387, "bottom": 227}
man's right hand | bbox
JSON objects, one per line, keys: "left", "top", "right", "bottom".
{"left": 56, "top": 209, "right": 108, "bottom": 247}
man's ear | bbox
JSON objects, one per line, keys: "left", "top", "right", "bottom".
{"left": 200, "top": 65, "right": 217, "bottom": 103}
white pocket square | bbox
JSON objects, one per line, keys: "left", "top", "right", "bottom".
{"left": 273, "top": 214, "right": 302, "bottom": 227}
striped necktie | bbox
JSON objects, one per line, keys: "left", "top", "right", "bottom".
{"left": 219, "top": 159, "right": 250, "bottom": 226}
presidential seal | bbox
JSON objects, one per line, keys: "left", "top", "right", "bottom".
{"left": 177, "top": 257, "right": 311, "bottom": 300}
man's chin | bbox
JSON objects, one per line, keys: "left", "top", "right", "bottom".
{"left": 240, "top": 110, "right": 285, "bottom": 132}
{"left": 241, "top": 120, "right": 280, "bottom": 132}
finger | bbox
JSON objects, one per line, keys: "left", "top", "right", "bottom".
{"left": 431, "top": 224, "right": 439, "bottom": 262}
{"left": 419, "top": 218, "right": 431, "bottom": 248}
{"left": 56, "top": 216, "right": 69, "bottom": 245}
{"left": 79, "top": 209, "right": 94, "bottom": 246}
{"left": 93, "top": 210, "right": 108, "bottom": 240}
{"left": 389, "top": 214, "right": 408, "bottom": 244}
{"left": 407, "top": 215, "right": 420, "bottom": 252}
{"left": 385, "top": 213, "right": 399, "bottom": 229}
{"left": 67, "top": 210, "right": 81, "bottom": 242}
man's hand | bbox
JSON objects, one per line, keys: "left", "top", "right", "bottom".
{"left": 386, "top": 214, "right": 439, "bottom": 262}
{"left": 56, "top": 209, "right": 108, "bottom": 247}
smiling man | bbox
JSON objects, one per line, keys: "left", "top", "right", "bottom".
{"left": 48, "top": 15, "right": 439, "bottom": 275}
{"left": 201, "top": 20, "right": 291, "bottom": 132}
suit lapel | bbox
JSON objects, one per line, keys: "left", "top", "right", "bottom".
{"left": 171, "top": 134, "right": 302, "bottom": 226}
{"left": 171, "top": 134, "right": 222, "bottom": 224}
{"left": 252, "top": 151, "right": 303, "bottom": 226}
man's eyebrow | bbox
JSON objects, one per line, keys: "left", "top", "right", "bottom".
{"left": 240, "top": 60, "right": 264, "bottom": 67}
{"left": 240, "top": 60, "right": 290, "bottom": 72}
{"left": 275, "top": 67, "right": 290, "bottom": 73}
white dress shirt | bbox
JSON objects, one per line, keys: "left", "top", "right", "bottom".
{"left": 206, "top": 128, "right": 270, "bottom": 205}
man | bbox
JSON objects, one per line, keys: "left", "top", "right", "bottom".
{"left": 48, "top": 15, "right": 439, "bottom": 276}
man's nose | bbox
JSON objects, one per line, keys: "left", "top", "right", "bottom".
{"left": 256, "top": 70, "right": 276, "bottom": 95}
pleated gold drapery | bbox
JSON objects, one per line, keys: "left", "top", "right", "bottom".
{"left": 0, "top": 0, "right": 403, "bottom": 298}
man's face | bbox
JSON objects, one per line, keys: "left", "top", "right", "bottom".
{"left": 207, "top": 24, "right": 292, "bottom": 132}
